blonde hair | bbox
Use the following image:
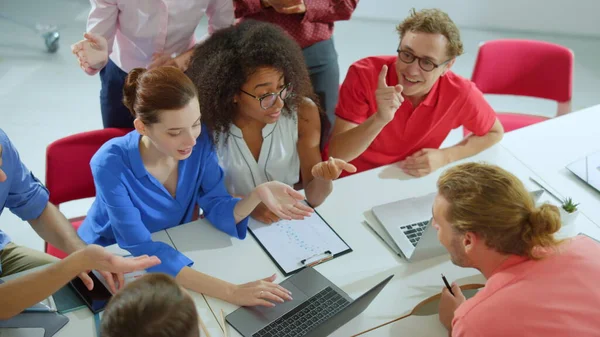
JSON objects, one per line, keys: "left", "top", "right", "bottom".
{"left": 437, "top": 163, "right": 562, "bottom": 259}
{"left": 396, "top": 8, "right": 464, "bottom": 59}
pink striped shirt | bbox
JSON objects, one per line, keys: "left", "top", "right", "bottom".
{"left": 87, "top": 0, "right": 234, "bottom": 72}
{"left": 452, "top": 235, "right": 600, "bottom": 337}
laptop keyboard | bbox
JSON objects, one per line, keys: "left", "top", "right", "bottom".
{"left": 401, "top": 220, "right": 430, "bottom": 247}
{"left": 252, "top": 286, "right": 350, "bottom": 337}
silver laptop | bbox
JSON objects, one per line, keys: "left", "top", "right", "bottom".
{"left": 369, "top": 193, "right": 446, "bottom": 261}
{"left": 366, "top": 190, "right": 546, "bottom": 261}
{"left": 226, "top": 267, "right": 393, "bottom": 337}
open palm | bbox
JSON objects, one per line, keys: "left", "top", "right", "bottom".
{"left": 254, "top": 182, "right": 313, "bottom": 220}
{"left": 77, "top": 245, "right": 161, "bottom": 293}
{"left": 71, "top": 33, "right": 109, "bottom": 75}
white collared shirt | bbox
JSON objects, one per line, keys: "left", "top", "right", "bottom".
{"left": 216, "top": 114, "right": 300, "bottom": 196}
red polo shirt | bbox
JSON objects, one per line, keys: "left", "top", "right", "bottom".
{"left": 334, "top": 56, "right": 496, "bottom": 176}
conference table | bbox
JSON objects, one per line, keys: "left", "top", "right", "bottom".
{"left": 167, "top": 139, "right": 600, "bottom": 337}
{"left": 22, "top": 104, "right": 600, "bottom": 337}
{"left": 500, "top": 104, "right": 600, "bottom": 227}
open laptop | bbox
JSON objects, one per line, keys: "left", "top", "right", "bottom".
{"left": 226, "top": 267, "right": 393, "bottom": 337}
{"left": 366, "top": 190, "right": 547, "bottom": 261}
{"left": 369, "top": 193, "right": 445, "bottom": 261}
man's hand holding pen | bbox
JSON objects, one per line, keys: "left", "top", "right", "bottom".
{"left": 439, "top": 281, "right": 467, "bottom": 331}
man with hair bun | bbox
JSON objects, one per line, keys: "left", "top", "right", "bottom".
{"left": 433, "top": 162, "right": 600, "bottom": 336}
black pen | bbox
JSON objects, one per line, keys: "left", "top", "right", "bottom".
{"left": 441, "top": 273, "right": 454, "bottom": 296}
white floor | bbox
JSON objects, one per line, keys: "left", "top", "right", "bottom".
{"left": 2, "top": 1, "right": 600, "bottom": 252}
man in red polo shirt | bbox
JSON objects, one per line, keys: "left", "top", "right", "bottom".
{"left": 329, "top": 8, "right": 504, "bottom": 177}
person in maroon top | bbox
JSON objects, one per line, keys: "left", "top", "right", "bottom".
{"left": 233, "top": 0, "right": 359, "bottom": 130}
{"left": 328, "top": 8, "right": 504, "bottom": 177}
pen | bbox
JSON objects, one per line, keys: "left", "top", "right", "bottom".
{"left": 300, "top": 250, "right": 332, "bottom": 265}
{"left": 441, "top": 273, "right": 454, "bottom": 296}
{"left": 306, "top": 255, "right": 334, "bottom": 268}
{"left": 220, "top": 309, "right": 229, "bottom": 337}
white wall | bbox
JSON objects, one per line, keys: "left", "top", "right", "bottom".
{"left": 353, "top": 1, "right": 600, "bottom": 38}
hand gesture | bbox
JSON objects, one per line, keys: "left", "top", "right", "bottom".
{"left": 398, "top": 148, "right": 449, "bottom": 177}
{"left": 71, "top": 33, "right": 109, "bottom": 75}
{"left": 254, "top": 181, "right": 313, "bottom": 220}
{"left": 147, "top": 48, "right": 194, "bottom": 71}
{"left": 251, "top": 202, "right": 281, "bottom": 224}
{"left": 438, "top": 282, "right": 466, "bottom": 330}
{"left": 230, "top": 274, "right": 293, "bottom": 307}
{"left": 76, "top": 245, "right": 161, "bottom": 293}
{"left": 147, "top": 53, "right": 172, "bottom": 70}
{"left": 375, "top": 65, "right": 404, "bottom": 124}
{"left": 311, "top": 157, "right": 357, "bottom": 181}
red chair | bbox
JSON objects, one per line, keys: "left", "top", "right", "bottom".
{"left": 45, "top": 128, "right": 132, "bottom": 258}
{"left": 465, "top": 39, "right": 573, "bottom": 135}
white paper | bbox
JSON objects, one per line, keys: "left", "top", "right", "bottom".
{"left": 248, "top": 210, "right": 350, "bottom": 274}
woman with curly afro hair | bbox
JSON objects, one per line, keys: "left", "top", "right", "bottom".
{"left": 186, "top": 20, "right": 356, "bottom": 224}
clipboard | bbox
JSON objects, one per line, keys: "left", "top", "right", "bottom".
{"left": 248, "top": 201, "right": 352, "bottom": 276}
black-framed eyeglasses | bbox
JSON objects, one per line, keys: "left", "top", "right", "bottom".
{"left": 396, "top": 48, "right": 452, "bottom": 72}
{"left": 240, "top": 83, "right": 293, "bottom": 110}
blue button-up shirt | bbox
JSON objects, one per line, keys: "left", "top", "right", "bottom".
{"left": 0, "top": 129, "right": 50, "bottom": 273}
{"left": 78, "top": 128, "right": 249, "bottom": 276}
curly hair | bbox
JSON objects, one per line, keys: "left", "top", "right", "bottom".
{"left": 396, "top": 8, "right": 464, "bottom": 58}
{"left": 186, "top": 20, "right": 325, "bottom": 143}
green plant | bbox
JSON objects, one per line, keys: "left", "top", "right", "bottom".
{"left": 562, "top": 197, "right": 579, "bottom": 213}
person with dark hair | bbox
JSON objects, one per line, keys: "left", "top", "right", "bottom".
{"left": 186, "top": 20, "right": 355, "bottom": 224}
{"left": 101, "top": 273, "right": 199, "bottom": 337}
{"left": 328, "top": 9, "right": 504, "bottom": 178}
{"left": 434, "top": 163, "right": 600, "bottom": 336}
{"left": 233, "top": 0, "right": 359, "bottom": 126}
{"left": 78, "top": 66, "right": 308, "bottom": 307}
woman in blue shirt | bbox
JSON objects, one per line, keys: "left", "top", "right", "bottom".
{"left": 78, "top": 66, "right": 312, "bottom": 307}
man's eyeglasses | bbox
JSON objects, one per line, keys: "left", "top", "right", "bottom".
{"left": 396, "top": 48, "right": 452, "bottom": 72}
{"left": 240, "top": 83, "right": 293, "bottom": 110}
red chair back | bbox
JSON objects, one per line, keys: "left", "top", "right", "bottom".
{"left": 45, "top": 128, "right": 131, "bottom": 206}
{"left": 471, "top": 39, "right": 573, "bottom": 103}
{"left": 45, "top": 128, "right": 131, "bottom": 258}
{"left": 464, "top": 39, "right": 573, "bottom": 135}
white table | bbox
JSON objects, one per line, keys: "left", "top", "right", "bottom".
{"left": 165, "top": 144, "right": 595, "bottom": 337}
{"left": 15, "top": 105, "right": 599, "bottom": 337}
{"left": 500, "top": 104, "right": 600, "bottom": 226}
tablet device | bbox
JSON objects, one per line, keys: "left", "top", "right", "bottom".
{"left": 68, "top": 272, "right": 112, "bottom": 314}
